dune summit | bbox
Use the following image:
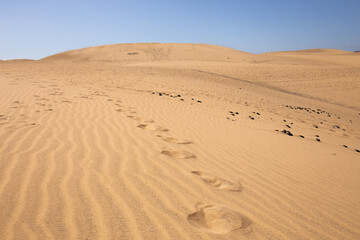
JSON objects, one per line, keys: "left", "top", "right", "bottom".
{"left": 0, "top": 43, "right": 359, "bottom": 240}
{"left": 41, "top": 43, "right": 252, "bottom": 63}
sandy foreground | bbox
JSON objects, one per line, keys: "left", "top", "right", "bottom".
{"left": 0, "top": 43, "right": 359, "bottom": 240}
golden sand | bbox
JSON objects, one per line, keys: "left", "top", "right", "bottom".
{"left": 0, "top": 43, "right": 359, "bottom": 239}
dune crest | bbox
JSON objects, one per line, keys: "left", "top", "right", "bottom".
{"left": 41, "top": 43, "right": 252, "bottom": 63}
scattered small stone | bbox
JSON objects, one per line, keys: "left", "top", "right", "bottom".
{"left": 249, "top": 116, "right": 254, "bottom": 120}
{"left": 235, "top": 112, "right": 239, "bottom": 115}
{"left": 316, "top": 138, "right": 321, "bottom": 142}
{"left": 180, "top": 99, "right": 184, "bottom": 101}
{"left": 282, "top": 130, "right": 293, "bottom": 136}
{"left": 159, "top": 93, "right": 162, "bottom": 96}
{"left": 299, "top": 135, "right": 305, "bottom": 138}
{"left": 286, "top": 125, "right": 291, "bottom": 128}
{"left": 355, "top": 149, "right": 360, "bottom": 153}
{"left": 315, "top": 135, "right": 319, "bottom": 137}
{"left": 343, "top": 145, "right": 348, "bottom": 148}
{"left": 197, "top": 100, "right": 202, "bottom": 103}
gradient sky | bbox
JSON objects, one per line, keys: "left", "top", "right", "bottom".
{"left": 1, "top": 0, "right": 359, "bottom": 59}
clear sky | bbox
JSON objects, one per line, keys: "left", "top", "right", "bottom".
{"left": 1, "top": 0, "right": 359, "bottom": 59}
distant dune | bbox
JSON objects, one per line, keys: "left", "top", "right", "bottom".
{"left": 41, "top": 43, "right": 252, "bottom": 62}
{"left": 265, "top": 48, "right": 353, "bottom": 54}
{"left": 1, "top": 59, "right": 35, "bottom": 62}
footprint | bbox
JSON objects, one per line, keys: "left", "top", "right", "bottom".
{"left": 188, "top": 204, "right": 252, "bottom": 234}
{"left": 161, "top": 149, "right": 196, "bottom": 159}
{"left": 127, "top": 115, "right": 141, "bottom": 120}
{"left": 191, "top": 171, "right": 242, "bottom": 192}
{"left": 156, "top": 135, "right": 192, "bottom": 144}
{"left": 137, "top": 124, "right": 168, "bottom": 132}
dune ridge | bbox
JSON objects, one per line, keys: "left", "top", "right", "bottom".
{"left": 41, "top": 43, "right": 252, "bottom": 63}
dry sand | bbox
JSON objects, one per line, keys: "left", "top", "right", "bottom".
{"left": 0, "top": 43, "right": 359, "bottom": 240}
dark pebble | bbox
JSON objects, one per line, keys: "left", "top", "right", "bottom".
{"left": 282, "top": 129, "right": 293, "bottom": 136}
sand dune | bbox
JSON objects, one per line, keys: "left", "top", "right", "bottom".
{"left": 266, "top": 48, "right": 353, "bottom": 54}
{"left": 0, "top": 43, "right": 359, "bottom": 239}
{"left": 41, "top": 43, "right": 252, "bottom": 63}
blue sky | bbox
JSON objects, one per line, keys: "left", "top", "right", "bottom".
{"left": 1, "top": 0, "right": 359, "bottom": 59}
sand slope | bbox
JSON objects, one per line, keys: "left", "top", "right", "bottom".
{"left": 41, "top": 43, "right": 252, "bottom": 63}
{"left": 0, "top": 43, "right": 359, "bottom": 240}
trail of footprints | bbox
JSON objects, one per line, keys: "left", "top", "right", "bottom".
{"left": 115, "top": 102, "right": 253, "bottom": 235}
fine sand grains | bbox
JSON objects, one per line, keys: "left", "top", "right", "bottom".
{"left": 0, "top": 43, "right": 359, "bottom": 240}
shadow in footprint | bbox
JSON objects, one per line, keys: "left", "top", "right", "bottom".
{"left": 128, "top": 115, "right": 142, "bottom": 120}
{"left": 161, "top": 149, "right": 196, "bottom": 159}
{"left": 137, "top": 124, "right": 168, "bottom": 132}
{"left": 156, "top": 135, "right": 192, "bottom": 144}
{"left": 188, "top": 204, "right": 252, "bottom": 234}
{"left": 191, "top": 171, "right": 242, "bottom": 192}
